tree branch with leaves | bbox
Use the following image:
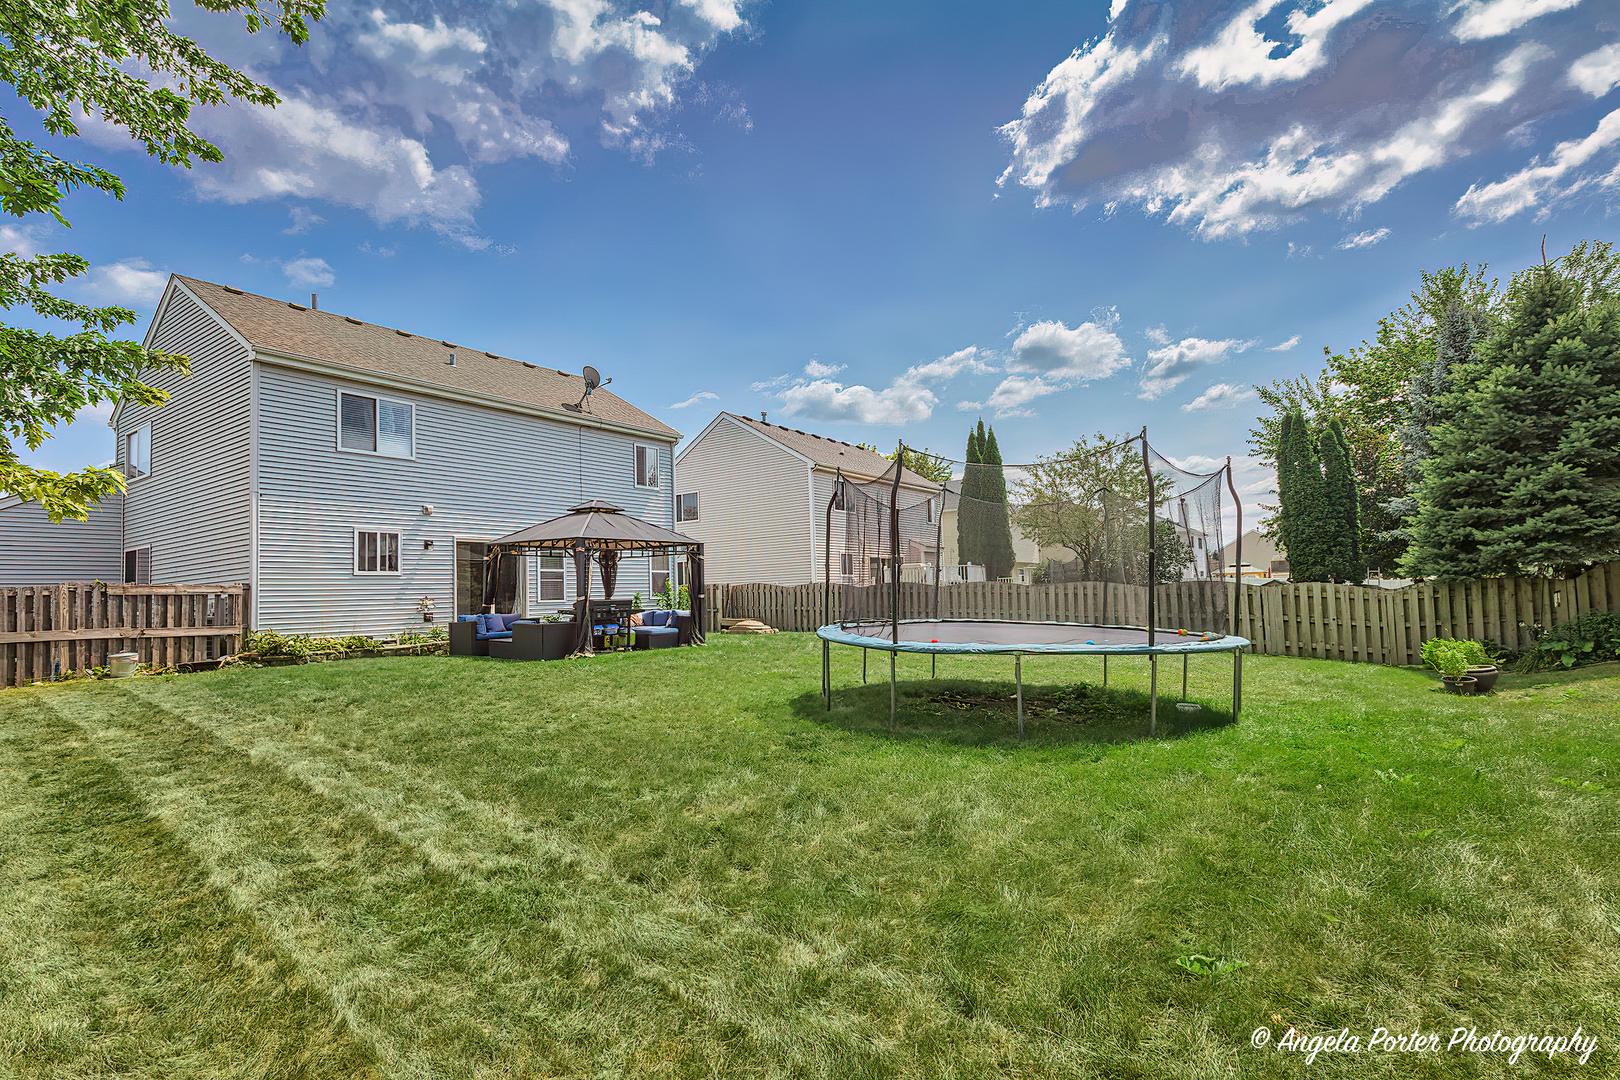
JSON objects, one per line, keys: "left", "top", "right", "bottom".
{"left": 0, "top": 0, "right": 323, "bottom": 520}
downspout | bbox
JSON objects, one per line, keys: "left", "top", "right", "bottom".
{"left": 248, "top": 361, "right": 260, "bottom": 631}
{"left": 808, "top": 464, "right": 817, "bottom": 584}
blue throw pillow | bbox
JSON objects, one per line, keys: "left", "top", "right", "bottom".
{"left": 475, "top": 614, "right": 491, "bottom": 636}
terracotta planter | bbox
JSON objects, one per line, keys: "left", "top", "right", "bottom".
{"left": 1465, "top": 665, "right": 1499, "bottom": 694}
{"left": 1441, "top": 675, "right": 1478, "bottom": 695}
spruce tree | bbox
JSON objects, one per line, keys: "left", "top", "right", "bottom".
{"left": 1319, "top": 416, "right": 1364, "bottom": 583}
{"left": 981, "top": 425, "right": 1018, "bottom": 580}
{"left": 1276, "top": 407, "right": 1329, "bottom": 581}
{"left": 1405, "top": 267, "right": 1620, "bottom": 578}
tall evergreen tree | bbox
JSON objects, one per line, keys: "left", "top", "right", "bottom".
{"left": 1319, "top": 416, "right": 1364, "bottom": 583}
{"left": 957, "top": 422, "right": 984, "bottom": 571}
{"left": 980, "top": 425, "right": 1017, "bottom": 580}
{"left": 1276, "top": 407, "right": 1330, "bottom": 581}
{"left": 1405, "top": 267, "right": 1620, "bottom": 578}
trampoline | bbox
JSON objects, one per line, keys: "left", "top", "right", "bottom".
{"left": 819, "top": 428, "right": 1253, "bottom": 739}
{"left": 818, "top": 619, "right": 1249, "bottom": 738}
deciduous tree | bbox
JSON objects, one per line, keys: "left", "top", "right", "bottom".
{"left": 0, "top": 0, "right": 323, "bottom": 521}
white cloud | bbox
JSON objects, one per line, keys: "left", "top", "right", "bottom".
{"left": 964, "top": 316, "right": 1130, "bottom": 418}
{"left": 78, "top": 258, "right": 170, "bottom": 306}
{"left": 0, "top": 222, "right": 50, "bottom": 259}
{"left": 1270, "top": 334, "right": 1301, "bottom": 351}
{"left": 1568, "top": 43, "right": 1620, "bottom": 97}
{"left": 999, "top": 0, "right": 1615, "bottom": 237}
{"left": 284, "top": 206, "right": 326, "bottom": 234}
{"left": 1337, "top": 227, "right": 1391, "bottom": 249}
{"left": 83, "top": 0, "right": 752, "bottom": 246}
{"left": 1452, "top": 0, "right": 1583, "bottom": 43}
{"left": 669, "top": 390, "right": 719, "bottom": 409}
{"left": 1454, "top": 107, "right": 1620, "bottom": 223}
{"left": 1139, "top": 336, "right": 1251, "bottom": 400}
{"left": 280, "top": 257, "right": 336, "bottom": 287}
{"left": 1181, "top": 382, "right": 1258, "bottom": 412}
{"left": 767, "top": 345, "right": 994, "bottom": 425}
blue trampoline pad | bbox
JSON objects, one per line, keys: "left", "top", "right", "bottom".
{"left": 818, "top": 619, "right": 1250, "bottom": 656}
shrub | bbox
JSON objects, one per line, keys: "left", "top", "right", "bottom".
{"left": 1521, "top": 612, "right": 1620, "bottom": 671}
{"left": 1420, "top": 639, "right": 1472, "bottom": 678}
{"left": 246, "top": 630, "right": 379, "bottom": 658}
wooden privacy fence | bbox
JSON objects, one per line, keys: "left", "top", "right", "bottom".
{"left": 2, "top": 583, "right": 249, "bottom": 688}
{"left": 709, "top": 559, "right": 1620, "bottom": 667}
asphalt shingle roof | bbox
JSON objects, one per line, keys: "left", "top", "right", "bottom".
{"left": 177, "top": 276, "right": 678, "bottom": 439}
{"left": 724, "top": 413, "right": 936, "bottom": 488}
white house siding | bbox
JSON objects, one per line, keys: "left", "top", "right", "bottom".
{"left": 674, "top": 417, "right": 812, "bottom": 584}
{"left": 253, "top": 363, "right": 675, "bottom": 636}
{"left": 118, "top": 285, "right": 253, "bottom": 584}
{"left": 0, "top": 495, "right": 124, "bottom": 585}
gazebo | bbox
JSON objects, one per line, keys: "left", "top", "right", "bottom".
{"left": 488, "top": 500, "right": 705, "bottom": 656}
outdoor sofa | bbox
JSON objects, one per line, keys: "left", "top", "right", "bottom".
{"left": 449, "top": 612, "right": 521, "bottom": 657}
{"left": 634, "top": 609, "right": 693, "bottom": 649}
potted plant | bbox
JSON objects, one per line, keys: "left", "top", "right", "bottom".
{"left": 1421, "top": 639, "right": 1476, "bottom": 695}
{"left": 1460, "top": 640, "right": 1499, "bottom": 694}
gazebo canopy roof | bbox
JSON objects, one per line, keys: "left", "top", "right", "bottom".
{"left": 490, "top": 500, "right": 701, "bottom": 554}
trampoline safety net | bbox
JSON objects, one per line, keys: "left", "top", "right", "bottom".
{"left": 825, "top": 435, "right": 1237, "bottom": 638}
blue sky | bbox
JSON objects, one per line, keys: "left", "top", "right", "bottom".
{"left": 11, "top": 0, "right": 1620, "bottom": 524}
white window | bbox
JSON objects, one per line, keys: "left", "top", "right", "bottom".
{"left": 339, "top": 392, "right": 414, "bottom": 458}
{"left": 925, "top": 497, "right": 935, "bottom": 524}
{"left": 354, "top": 530, "right": 401, "bottom": 574}
{"left": 840, "top": 552, "right": 853, "bottom": 577}
{"left": 537, "top": 556, "right": 566, "bottom": 601}
{"left": 676, "top": 492, "right": 699, "bottom": 522}
{"left": 651, "top": 554, "right": 671, "bottom": 595}
{"left": 635, "top": 444, "right": 660, "bottom": 488}
{"left": 124, "top": 424, "right": 151, "bottom": 479}
{"left": 831, "top": 481, "right": 847, "bottom": 511}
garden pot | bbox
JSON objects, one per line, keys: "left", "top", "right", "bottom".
{"left": 1441, "top": 675, "right": 1477, "bottom": 695}
{"left": 1465, "top": 665, "right": 1499, "bottom": 694}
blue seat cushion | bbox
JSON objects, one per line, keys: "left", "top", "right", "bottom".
{"left": 635, "top": 625, "right": 678, "bottom": 636}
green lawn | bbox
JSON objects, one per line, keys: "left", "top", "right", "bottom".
{"left": 1, "top": 635, "right": 1615, "bottom": 1078}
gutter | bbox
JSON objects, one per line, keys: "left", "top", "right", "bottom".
{"left": 252, "top": 348, "right": 682, "bottom": 444}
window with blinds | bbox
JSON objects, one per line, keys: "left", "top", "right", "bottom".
{"left": 340, "top": 392, "right": 413, "bottom": 458}
{"left": 676, "top": 492, "right": 699, "bottom": 522}
{"left": 537, "top": 556, "right": 566, "bottom": 601}
{"left": 354, "top": 530, "right": 401, "bottom": 574}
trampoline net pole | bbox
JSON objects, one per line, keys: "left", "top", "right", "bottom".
{"left": 889, "top": 651, "right": 897, "bottom": 730}
{"left": 1149, "top": 654, "right": 1159, "bottom": 736}
{"left": 1182, "top": 652, "right": 1189, "bottom": 701}
{"left": 1234, "top": 648, "right": 1243, "bottom": 721}
{"left": 1015, "top": 654, "right": 1024, "bottom": 741}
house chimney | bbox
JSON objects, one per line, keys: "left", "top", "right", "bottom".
{"left": 310, "top": 293, "right": 318, "bottom": 310}
{"left": 760, "top": 411, "right": 767, "bottom": 423}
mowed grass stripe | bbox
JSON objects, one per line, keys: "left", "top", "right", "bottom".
{"left": 39, "top": 681, "right": 1044, "bottom": 1078}
{"left": 0, "top": 705, "right": 382, "bottom": 1080}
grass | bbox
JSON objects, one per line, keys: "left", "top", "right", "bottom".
{"left": 1, "top": 635, "right": 1616, "bottom": 1078}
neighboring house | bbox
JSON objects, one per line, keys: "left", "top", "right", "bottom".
{"left": 674, "top": 413, "right": 939, "bottom": 585}
{"left": 937, "top": 494, "right": 1041, "bottom": 583}
{"left": 0, "top": 494, "right": 123, "bottom": 586}
{"left": 1218, "top": 529, "right": 1288, "bottom": 580}
{"left": 105, "top": 275, "right": 680, "bottom": 635}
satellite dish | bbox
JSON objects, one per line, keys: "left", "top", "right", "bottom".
{"left": 583, "top": 365, "right": 601, "bottom": 391}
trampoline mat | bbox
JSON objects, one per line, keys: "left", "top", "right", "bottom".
{"left": 820, "top": 619, "right": 1248, "bottom": 655}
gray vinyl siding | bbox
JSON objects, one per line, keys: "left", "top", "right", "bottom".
{"left": 254, "top": 363, "right": 676, "bottom": 636}
{"left": 812, "top": 468, "right": 939, "bottom": 582}
{"left": 674, "top": 417, "right": 813, "bottom": 584}
{"left": 0, "top": 495, "right": 123, "bottom": 585}
{"left": 117, "top": 286, "right": 253, "bottom": 583}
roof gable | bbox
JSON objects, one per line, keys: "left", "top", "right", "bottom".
{"left": 721, "top": 413, "right": 935, "bottom": 487}
{"left": 173, "top": 276, "right": 677, "bottom": 439}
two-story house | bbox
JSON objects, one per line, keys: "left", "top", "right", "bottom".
{"left": 673, "top": 412, "right": 939, "bottom": 585}
{"left": 100, "top": 275, "right": 680, "bottom": 636}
